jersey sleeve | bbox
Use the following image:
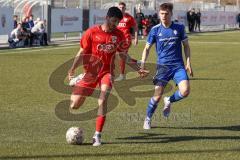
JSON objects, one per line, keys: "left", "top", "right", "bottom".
{"left": 180, "top": 24, "right": 188, "bottom": 42}
{"left": 146, "top": 28, "right": 156, "bottom": 45}
{"left": 80, "top": 29, "right": 92, "bottom": 52}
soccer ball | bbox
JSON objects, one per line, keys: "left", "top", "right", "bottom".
{"left": 66, "top": 127, "right": 84, "bottom": 145}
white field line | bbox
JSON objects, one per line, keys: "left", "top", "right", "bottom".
{"left": 139, "top": 39, "right": 240, "bottom": 45}
{"left": 0, "top": 40, "right": 239, "bottom": 55}
{"left": 190, "top": 41, "right": 240, "bottom": 45}
{"left": 0, "top": 43, "right": 79, "bottom": 55}
{"left": 189, "top": 31, "right": 240, "bottom": 36}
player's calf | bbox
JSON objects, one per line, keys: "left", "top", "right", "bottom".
{"left": 143, "top": 97, "right": 160, "bottom": 129}
{"left": 163, "top": 83, "right": 190, "bottom": 117}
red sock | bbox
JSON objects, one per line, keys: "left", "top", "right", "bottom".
{"left": 120, "top": 59, "right": 125, "bottom": 74}
{"left": 96, "top": 115, "right": 106, "bottom": 132}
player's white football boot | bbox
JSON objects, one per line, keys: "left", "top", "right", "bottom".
{"left": 163, "top": 97, "right": 171, "bottom": 118}
{"left": 69, "top": 73, "right": 85, "bottom": 87}
{"left": 92, "top": 134, "right": 101, "bottom": 147}
{"left": 114, "top": 74, "right": 125, "bottom": 81}
{"left": 143, "top": 118, "right": 151, "bottom": 130}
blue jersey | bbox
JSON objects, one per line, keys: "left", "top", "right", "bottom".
{"left": 147, "top": 22, "right": 188, "bottom": 65}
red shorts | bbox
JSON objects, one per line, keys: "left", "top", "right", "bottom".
{"left": 72, "top": 73, "right": 113, "bottom": 96}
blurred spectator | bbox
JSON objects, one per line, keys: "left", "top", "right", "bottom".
{"left": 1, "top": 15, "right": 6, "bottom": 28}
{"left": 29, "top": 15, "right": 35, "bottom": 29}
{"left": 237, "top": 13, "right": 240, "bottom": 28}
{"left": 13, "top": 15, "right": 18, "bottom": 29}
{"left": 135, "top": 9, "right": 144, "bottom": 37}
{"left": 148, "top": 15, "right": 155, "bottom": 29}
{"left": 21, "top": 17, "right": 28, "bottom": 31}
{"left": 142, "top": 15, "right": 150, "bottom": 36}
{"left": 21, "top": 16, "right": 33, "bottom": 46}
{"left": 134, "top": 13, "right": 159, "bottom": 37}
{"left": 187, "top": 8, "right": 196, "bottom": 32}
{"left": 152, "top": 13, "right": 159, "bottom": 26}
{"left": 24, "top": 17, "right": 32, "bottom": 32}
{"left": 186, "top": 9, "right": 191, "bottom": 32}
{"left": 34, "top": 17, "right": 41, "bottom": 25}
{"left": 42, "top": 19, "right": 48, "bottom": 45}
{"left": 31, "top": 21, "right": 48, "bottom": 46}
{"left": 8, "top": 23, "right": 27, "bottom": 48}
{"left": 191, "top": 8, "right": 196, "bottom": 32}
{"left": 9, "top": 16, "right": 48, "bottom": 48}
{"left": 195, "top": 9, "right": 201, "bottom": 32}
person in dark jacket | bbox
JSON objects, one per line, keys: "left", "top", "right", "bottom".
{"left": 135, "top": 9, "right": 144, "bottom": 37}
{"left": 237, "top": 13, "right": 240, "bottom": 28}
{"left": 186, "top": 9, "right": 192, "bottom": 32}
{"left": 195, "top": 9, "right": 201, "bottom": 32}
{"left": 13, "top": 15, "right": 18, "bottom": 29}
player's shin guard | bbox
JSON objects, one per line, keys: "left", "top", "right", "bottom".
{"left": 95, "top": 115, "right": 106, "bottom": 133}
{"left": 146, "top": 97, "right": 159, "bottom": 119}
{"left": 169, "top": 90, "right": 184, "bottom": 103}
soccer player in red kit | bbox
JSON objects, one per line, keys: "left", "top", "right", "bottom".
{"left": 115, "top": 2, "right": 138, "bottom": 81}
{"left": 68, "top": 7, "right": 148, "bottom": 146}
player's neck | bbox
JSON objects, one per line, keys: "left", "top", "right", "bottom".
{"left": 162, "top": 21, "right": 172, "bottom": 28}
{"left": 101, "top": 24, "right": 113, "bottom": 32}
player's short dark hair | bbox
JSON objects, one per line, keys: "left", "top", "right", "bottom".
{"left": 119, "top": 2, "right": 126, "bottom": 7}
{"left": 107, "top": 7, "right": 123, "bottom": 20}
{"left": 159, "top": 3, "right": 173, "bottom": 13}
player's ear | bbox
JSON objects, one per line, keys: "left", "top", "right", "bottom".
{"left": 105, "top": 16, "right": 108, "bottom": 22}
{"left": 106, "top": 16, "right": 110, "bottom": 20}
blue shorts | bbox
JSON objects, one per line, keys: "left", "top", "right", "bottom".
{"left": 153, "top": 64, "right": 189, "bottom": 87}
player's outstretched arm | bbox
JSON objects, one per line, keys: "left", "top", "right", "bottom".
{"left": 133, "top": 25, "right": 138, "bottom": 46}
{"left": 140, "top": 43, "right": 152, "bottom": 70}
{"left": 118, "top": 52, "right": 149, "bottom": 78}
{"left": 68, "top": 48, "right": 85, "bottom": 80}
{"left": 182, "top": 40, "right": 193, "bottom": 77}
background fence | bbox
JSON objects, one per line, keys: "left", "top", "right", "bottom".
{"left": 0, "top": 0, "right": 239, "bottom": 45}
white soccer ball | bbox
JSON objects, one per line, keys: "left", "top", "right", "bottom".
{"left": 66, "top": 127, "right": 84, "bottom": 145}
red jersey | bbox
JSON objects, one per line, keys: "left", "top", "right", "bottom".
{"left": 80, "top": 25, "right": 127, "bottom": 76}
{"left": 117, "top": 13, "right": 136, "bottom": 40}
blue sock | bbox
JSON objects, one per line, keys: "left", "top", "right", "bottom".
{"left": 169, "top": 90, "right": 184, "bottom": 103}
{"left": 146, "top": 97, "right": 159, "bottom": 119}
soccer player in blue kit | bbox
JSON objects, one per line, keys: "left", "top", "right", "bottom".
{"left": 141, "top": 3, "right": 194, "bottom": 129}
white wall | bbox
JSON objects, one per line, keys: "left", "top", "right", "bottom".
{"left": 173, "top": 10, "right": 238, "bottom": 26}
{"left": 51, "top": 8, "right": 83, "bottom": 33}
{"left": 0, "top": 7, "right": 14, "bottom": 35}
{"left": 89, "top": 9, "right": 107, "bottom": 27}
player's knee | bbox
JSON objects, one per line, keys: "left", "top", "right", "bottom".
{"left": 70, "top": 100, "right": 81, "bottom": 109}
{"left": 180, "top": 88, "right": 190, "bottom": 97}
{"left": 98, "top": 98, "right": 107, "bottom": 107}
{"left": 153, "top": 95, "right": 161, "bottom": 102}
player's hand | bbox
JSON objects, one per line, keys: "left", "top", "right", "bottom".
{"left": 185, "top": 63, "right": 193, "bottom": 77}
{"left": 68, "top": 69, "right": 75, "bottom": 81}
{"left": 133, "top": 38, "right": 138, "bottom": 46}
{"left": 138, "top": 69, "right": 149, "bottom": 78}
